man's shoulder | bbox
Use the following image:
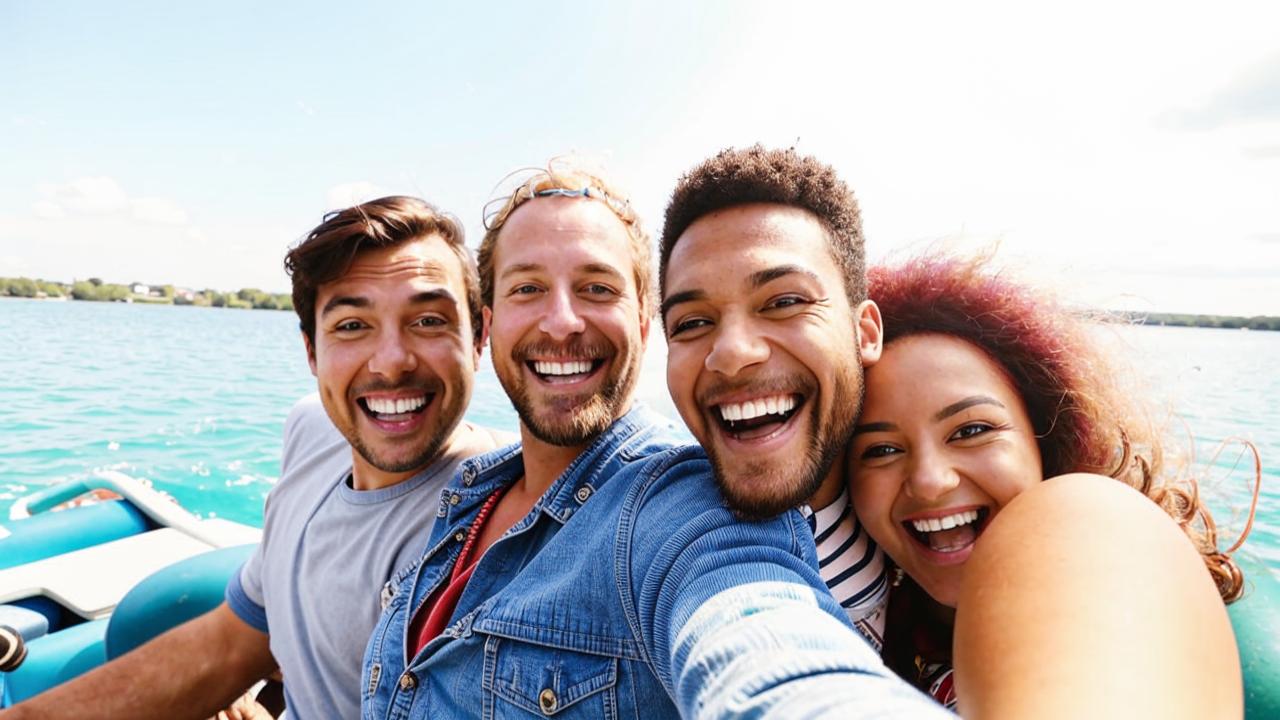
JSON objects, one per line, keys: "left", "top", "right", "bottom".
{"left": 272, "top": 393, "right": 350, "bottom": 498}
{"left": 617, "top": 445, "right": 724, "bottom": 520}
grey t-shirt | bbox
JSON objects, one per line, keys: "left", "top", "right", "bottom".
{"left": 225, "top": 393, "right": 510, "bottom": 719}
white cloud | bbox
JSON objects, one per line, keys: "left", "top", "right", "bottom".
{"left": 39, "top": 176, "right": 130, "bottom": 214}
{"left": 32, "top": 200, "right": 65, "bottom": 220}
{"left": 32, "top": 177, "right": 192, "bottom": 227}
{"left": 324, "top": 181, "right": 389, "bottom": 212}
{"left": 131, "top": 197, "right": 189, "bottom": 225}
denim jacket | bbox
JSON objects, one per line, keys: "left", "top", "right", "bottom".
{"left": 362, "top": 406, "right": 949, "bottom": 719}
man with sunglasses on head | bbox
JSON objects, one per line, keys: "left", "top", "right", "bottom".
{"left": 359, "top": 160, "right": 948, "bottom": 719}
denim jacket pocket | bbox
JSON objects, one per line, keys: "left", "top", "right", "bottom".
{"left": 483, "top": 635, "right": 619, "bottom": 718}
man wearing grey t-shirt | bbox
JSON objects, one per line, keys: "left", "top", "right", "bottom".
{"left": 4, "top": 196, "right": 507, "bottom": 720}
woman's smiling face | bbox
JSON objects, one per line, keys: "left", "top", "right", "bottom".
{"left": 848, "top": 333, "right": 1044, "bottom": 607}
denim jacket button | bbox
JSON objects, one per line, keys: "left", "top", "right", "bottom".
{"left": 450, "top": 493, "right": 461, "bottom": 505}
{"left": 399, "top": 672, "right": 417, "bottom": 691}
{"left": 454, "top": 530, "right": 466, "bottom": 542}
{"left": 574, "top": 485, "right": 592, "bottom": 503}
{"left": 462, "top": 468, "right": 476, "bottom": 486}
{"left": 538, "top": 688, "right": 558, "bottom": 714}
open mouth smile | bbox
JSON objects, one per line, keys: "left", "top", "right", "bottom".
{"left": 527, "top": 358, "right": 605, "bottom": 385}
{"left": 357, "top": 394, "right": 433, "bottom": 430}
{"left": 903, "top": 507, "right": 990, "bottom": 557}
{"left": 712, "top": 393, "right": 804, "bottom": 442}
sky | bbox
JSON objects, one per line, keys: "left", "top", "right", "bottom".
{"left": 2, "top": 0, "right": 1278, "bottom": 315}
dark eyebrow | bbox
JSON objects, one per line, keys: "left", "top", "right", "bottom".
{"left": 660, "top": 289, "right": 707, "bottom": 319}
{"left": 408, "top": 288, "right": 459, "bottom": 307}
{"left": 320, "top": 288, "right": 457, "bottom": 318}
{"left": 853, "top": 395, "right": 1006, "bottom": 435}
{"left": 934, "top": 395, "right": 1005, "bottom": 421}
{"left": 853, "top": 421, "right": 896, "bottom": 436}
{"left": 661, "top": 264, "right": 818, "bottom": 319}
{"left": 750, "top": 264, "right": 820, "bottom": 289}
{"left": 320, "top": 296, "right": 369, "bottom": 316}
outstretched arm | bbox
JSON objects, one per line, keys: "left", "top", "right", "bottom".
{"left": 625, "top": 451, "right": 952, "bottom": 719}
{"left": 953, "top": 473, "right": 1242, "bottom": 719}
{"left": 1, "top": 603, "right": 276, "bottom": 720}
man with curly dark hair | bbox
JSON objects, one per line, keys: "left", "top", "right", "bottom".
{"left": 660, "top": 145, "right": 891, "bottom": 650}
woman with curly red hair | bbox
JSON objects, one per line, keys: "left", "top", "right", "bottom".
{"left": 848, "top": 252, "right": 1249, "bottom": 717}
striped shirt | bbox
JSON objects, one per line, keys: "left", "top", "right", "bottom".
{"left": 801, "top": 487, "right": 889, "bottom": 651}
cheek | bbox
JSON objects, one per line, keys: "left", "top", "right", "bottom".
{"left": 985, "top": 449, "right": 1043, "bottom": 507}
{"left": 849, "top": 469, "right": 898, "bottom": 534}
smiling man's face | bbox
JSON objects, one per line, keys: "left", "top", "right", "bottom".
{"left": 307, "top": 234, "right": 480, "bottom": 488}
{"left": 485, "top": 196, "right": 648, "bottom": 447}
{"left": 662, "top": 203, "right": 881, "bottom": 519}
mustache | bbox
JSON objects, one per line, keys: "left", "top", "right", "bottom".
{"left": 513, "top": 339, "right": 614, "bottom": 361}
{"left": 350, "top": 377, "right": 444, "bottom": 397}
{"left": 697, "top": 375, "right": 814, "bottom": 407}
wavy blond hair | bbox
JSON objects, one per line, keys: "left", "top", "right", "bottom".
{"left": 477, "top": 157, "right": 653, "bottom": 315}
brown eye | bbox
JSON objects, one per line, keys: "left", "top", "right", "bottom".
{"left": 951, "top": 423, "right": 994, "bottom": 440}
{"left": 860, "top": 444, "right": 900, "bottom": 460}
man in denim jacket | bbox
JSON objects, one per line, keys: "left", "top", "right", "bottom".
{"left": 361, "top": 160, "right": 948, "bottom": 719}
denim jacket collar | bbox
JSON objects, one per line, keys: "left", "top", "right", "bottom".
{"left": 446, "top": 403, "right": 669, "bottom": 526}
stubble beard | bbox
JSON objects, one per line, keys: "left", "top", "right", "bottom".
{"left": 711, "top": 364, "right": 864, "bottom": 522}
{"left": 337, "top": 377, "right": 464, "bottom": 476}
{"left": 498, "top": 340, "right": 643, "bottom": 448}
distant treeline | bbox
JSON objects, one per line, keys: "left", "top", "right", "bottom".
{"left": 1126, "top": 312, "right": 1279, "bottom": 331}
{"left": 0, "top": 276, "right": 293, "bottom": 311}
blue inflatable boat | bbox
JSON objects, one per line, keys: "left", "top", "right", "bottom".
{"left": 0, "top": 471, "right": 259, "bottom": 706}
{"left": 1, "top": 472, "right": 1276, "bottom": 716}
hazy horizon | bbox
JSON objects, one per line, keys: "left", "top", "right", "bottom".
{"left": 3, "top": 1, "right": 1278, "bottom": 316}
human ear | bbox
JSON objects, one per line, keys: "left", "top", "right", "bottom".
{"left": 855, "top": 300, "right": 883, "bottom": 367}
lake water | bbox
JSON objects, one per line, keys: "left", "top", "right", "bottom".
{"left": 1, "top": 298, "right": 1276, "bottom": 571}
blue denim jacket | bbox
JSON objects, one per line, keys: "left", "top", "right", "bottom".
{"left": 362, "top": 406, "right": 949, "bottom": 719}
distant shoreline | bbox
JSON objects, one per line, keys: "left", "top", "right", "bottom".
{"left": 1, "top": 276, "right": 291, "bottom": 311}
{"left": 1123, "top": 312, "right": 1279, "bottom": 331}
{"left": 3, "top": 278, "right": 1276, "bottom": 328}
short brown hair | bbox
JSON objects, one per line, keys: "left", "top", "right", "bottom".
{"left": 660, "top": 145, "right": 866, "bottom": 306}
{"left": 284, "top": 196, "right": 481, "bottom": 347}
{"left": 478, "top": 158, "right": 653, "bottom": 314}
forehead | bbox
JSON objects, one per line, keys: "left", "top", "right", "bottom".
{"left": 871, "top": 334, "right": 1021, "bottom": 402}
{"left": 494, "top": 197, "right": 636, "bottom": 277}
{"left": 322, "top": 234, "right": 465, "bottom": 296}
{"left": 665, "top": 203, "right": 839, "bottom": 293}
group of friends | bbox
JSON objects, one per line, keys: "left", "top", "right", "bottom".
{"left": 2, "top": 147, "right": 1249, "bottom": 719}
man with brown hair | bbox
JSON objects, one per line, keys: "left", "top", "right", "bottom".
{"left": 3, "top": 196, "right": 509, "bottom": 720}
{"left": 359, "top": 161, "right": 946, "bottom": 719}
{"left": 660, "top": 145, "right": 891, "bottom": 649}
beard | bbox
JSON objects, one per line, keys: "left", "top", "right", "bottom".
{"left": 497, "top": 336, "right": 643, "bottom": 447}
{"left": 709, "top": 363, "right": 865, "bottom": 522}
{"left": 341, "top": 376, "right": 461, "bottom": 475}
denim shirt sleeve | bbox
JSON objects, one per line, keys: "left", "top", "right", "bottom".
{"left": 621, "top": 449, "right": 954, "bottom": 719}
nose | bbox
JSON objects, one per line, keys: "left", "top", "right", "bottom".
{"left": 704, "top": 314, "right": 769, "bottom": 377}
{"left": 367, "top": 327, "right": 418, "bottom": 379}
{"left": 537, "top": 287, "right": 586, "bottom": 341}
{"left": 903, "top": 447, "right": 961, "bottom": 503}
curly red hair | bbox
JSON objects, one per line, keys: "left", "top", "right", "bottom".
{"left": 868, "top": 252, "right": 1249, "bottom": 602}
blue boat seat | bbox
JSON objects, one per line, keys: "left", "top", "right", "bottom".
{"left": 0, "top": 529, "right": 216, "bottom": 620}
{"left": 106, "top": 544, "right": 255, "bottom": 659}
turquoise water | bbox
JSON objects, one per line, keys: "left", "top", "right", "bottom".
{"left": 1, "top": 298, "right": 1276, "bottom": 570}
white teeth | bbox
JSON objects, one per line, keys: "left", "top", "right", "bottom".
{"left": 911, "top": 509, "right": 979, "bottom": 533}
{"left": 366, "top": 396, "right": 427, "bottom": 415}
{"left": 718, "top": 394, "right": 797, "bottom": 422}
{"left": 533, "top": 360, "right": 593, "bottom": 376}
